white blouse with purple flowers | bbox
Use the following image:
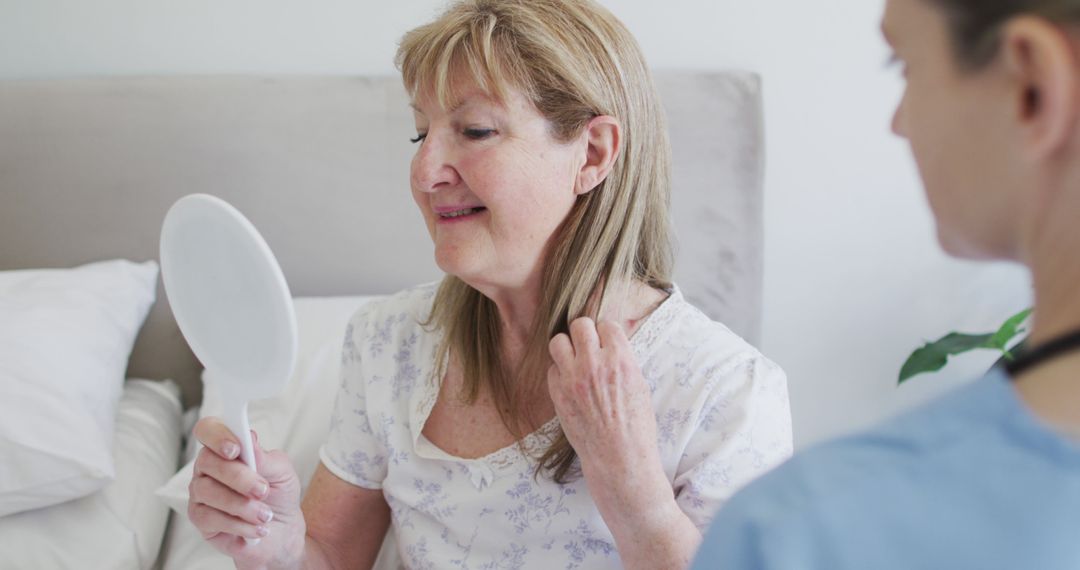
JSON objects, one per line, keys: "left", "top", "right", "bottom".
{"left": 319, "top": 282, "right": 792, "bottom": 570}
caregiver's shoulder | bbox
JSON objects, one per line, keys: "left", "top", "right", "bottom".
{"left": 706, "top": 371, "right": 1015, "bottom": 534}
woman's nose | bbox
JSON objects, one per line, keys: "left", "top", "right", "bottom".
{"left": 411, "top": 132, "right": 460, "bottom": 193}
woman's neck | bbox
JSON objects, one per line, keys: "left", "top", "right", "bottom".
{"left": 596, "top": 280, "right": 669, "bottom": 338}
{"left": 475, "top": 277, "right": 668, "bottom": 364}
{"left": 461, "top": 270, "right": 544, "bottom": 351}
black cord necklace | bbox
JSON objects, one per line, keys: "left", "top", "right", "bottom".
{"left": 1004, "top": 328, "right": 1080, "bottom": 377}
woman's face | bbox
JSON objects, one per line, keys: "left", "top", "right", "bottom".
{"left": 883, "top": 0, "right": 1022, "bottom": 260}
{"left": 409, "top": 82, "right": 584, "bottom": 293}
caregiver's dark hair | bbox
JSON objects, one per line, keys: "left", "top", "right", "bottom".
{"left": 928, "top": 0, "right": 1080, "bottom": 69}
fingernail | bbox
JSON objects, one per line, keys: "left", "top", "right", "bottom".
{"left": 253, "top": 481, "right": 269, "bottom": 498}
{"left": 223, "top": 442, "right": 239, "bottom": 459}
{"left": 258, "top": 507, "right": 274, "bottom": 523}
{"left": 256, "top": 525, "right": 270, "bottom": 537}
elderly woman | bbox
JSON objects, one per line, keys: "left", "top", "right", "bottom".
{"left": 693, "top": 0, "right": 1080, "bottom": 568}
{"left": 187, "top": 1, "right": 792, "bottom": 568}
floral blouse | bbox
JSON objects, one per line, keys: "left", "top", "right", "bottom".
{"left": 319, "top": 283, "right": 792, "bottom": 570}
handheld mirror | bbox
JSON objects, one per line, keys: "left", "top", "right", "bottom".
{"left": 160, "top": 194, "right": 297, "bottom": 488}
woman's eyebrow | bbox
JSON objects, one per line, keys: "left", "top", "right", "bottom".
{"left": 446, "top": 98, "right": 489, "bottom": 116}
{"left": 409, "top": 102, "right": 464, "bottom": 118}
{"left": 411, "top": 95, "right": 498, "bottom": 118}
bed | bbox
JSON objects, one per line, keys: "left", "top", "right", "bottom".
{"left": 0, "top": 72, "right": 765, "bottom": 569}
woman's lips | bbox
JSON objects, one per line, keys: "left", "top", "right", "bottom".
{"left": 435, "top": 206, "right": 487, "bottom": 223}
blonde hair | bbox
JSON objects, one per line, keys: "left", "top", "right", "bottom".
{"left": 396, "top": 0, "right": 672, "bottom": 483}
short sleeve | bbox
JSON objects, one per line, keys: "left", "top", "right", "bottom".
{"left": 318, "top": 311, "right": 388, "bottom": 489}
{"left": 672, "top": 355, "right": 793, "bottom": 530}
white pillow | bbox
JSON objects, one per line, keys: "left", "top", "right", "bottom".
{"left": 0, "top": 379, "right": 183, "bottom": 570}
{"left": 0, "top": 259, "right": 159, "bottom": 516}
{"left": 156, "top": 295, "right": 376, "bottom": 513}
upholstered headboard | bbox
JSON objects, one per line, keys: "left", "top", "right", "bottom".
{"left": 0, "top": 72, "right": 764, "bottom": 408}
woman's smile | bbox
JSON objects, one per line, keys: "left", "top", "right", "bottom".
{"left": 434, "top": 204, "right": 488, "bottom": 224}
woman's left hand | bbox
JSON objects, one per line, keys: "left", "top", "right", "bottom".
{"left": 549, "top": 317, "right": 703, "bottom": 569}
{"left": 547, "top": 317, "right": 672, "bottom": 523}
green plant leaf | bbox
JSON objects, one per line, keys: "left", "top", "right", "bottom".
{"left": 992, "top": 338, "right": 1028, "bottom": 367}
{"left": 985, "top": 308, "right": 1033, "bottom": 351}
{"left": 899, "top": 332, "right": 994, "bottom": 384}
{"left": 899, "top": 346, "right": 949, "bottom": 384}
{"left": 898, "top": 307, "right": 1033, "bottom": 384}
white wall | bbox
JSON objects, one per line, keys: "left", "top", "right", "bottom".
{"left": 0, "top": 0, "right": 1032, "bottom": 447}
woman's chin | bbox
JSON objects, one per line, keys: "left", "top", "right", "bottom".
{"left": 434, "top": 251, "right": 481, "bottom": 281}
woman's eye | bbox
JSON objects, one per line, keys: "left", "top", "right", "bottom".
{"left": 410, "top": 133, "right": 427, "bottom": 144}
{"left": 463, "top": 128, "right": 496, "bottom": 140}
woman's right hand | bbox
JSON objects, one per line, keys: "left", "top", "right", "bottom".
{"left": 188, "top": 417, "right": 306, "bottom": 569}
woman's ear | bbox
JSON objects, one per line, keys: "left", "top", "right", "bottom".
{"left": 574, "top": 115, "right": 622, "bottom": 196}
{"left": 1000, "top": 16, "right": 1080, "bottom": 160}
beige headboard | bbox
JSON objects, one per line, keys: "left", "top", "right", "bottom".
{"left": 0, "top": 73, "right": 764, "bottom": 408}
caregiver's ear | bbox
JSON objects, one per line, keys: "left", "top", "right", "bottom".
{"left": 575, "top": 115, "right": 621, "bottom": 196}
{"left": 1000, "top": 16, "right": 1080, "bottom": 160}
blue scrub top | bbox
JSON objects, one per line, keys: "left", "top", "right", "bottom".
{"left": 692, "top": 367, "right": 1080, "bottom": 569}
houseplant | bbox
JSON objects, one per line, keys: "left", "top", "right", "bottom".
{"left": 898, "top": 308, "right": 1032, "bottom": 384}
